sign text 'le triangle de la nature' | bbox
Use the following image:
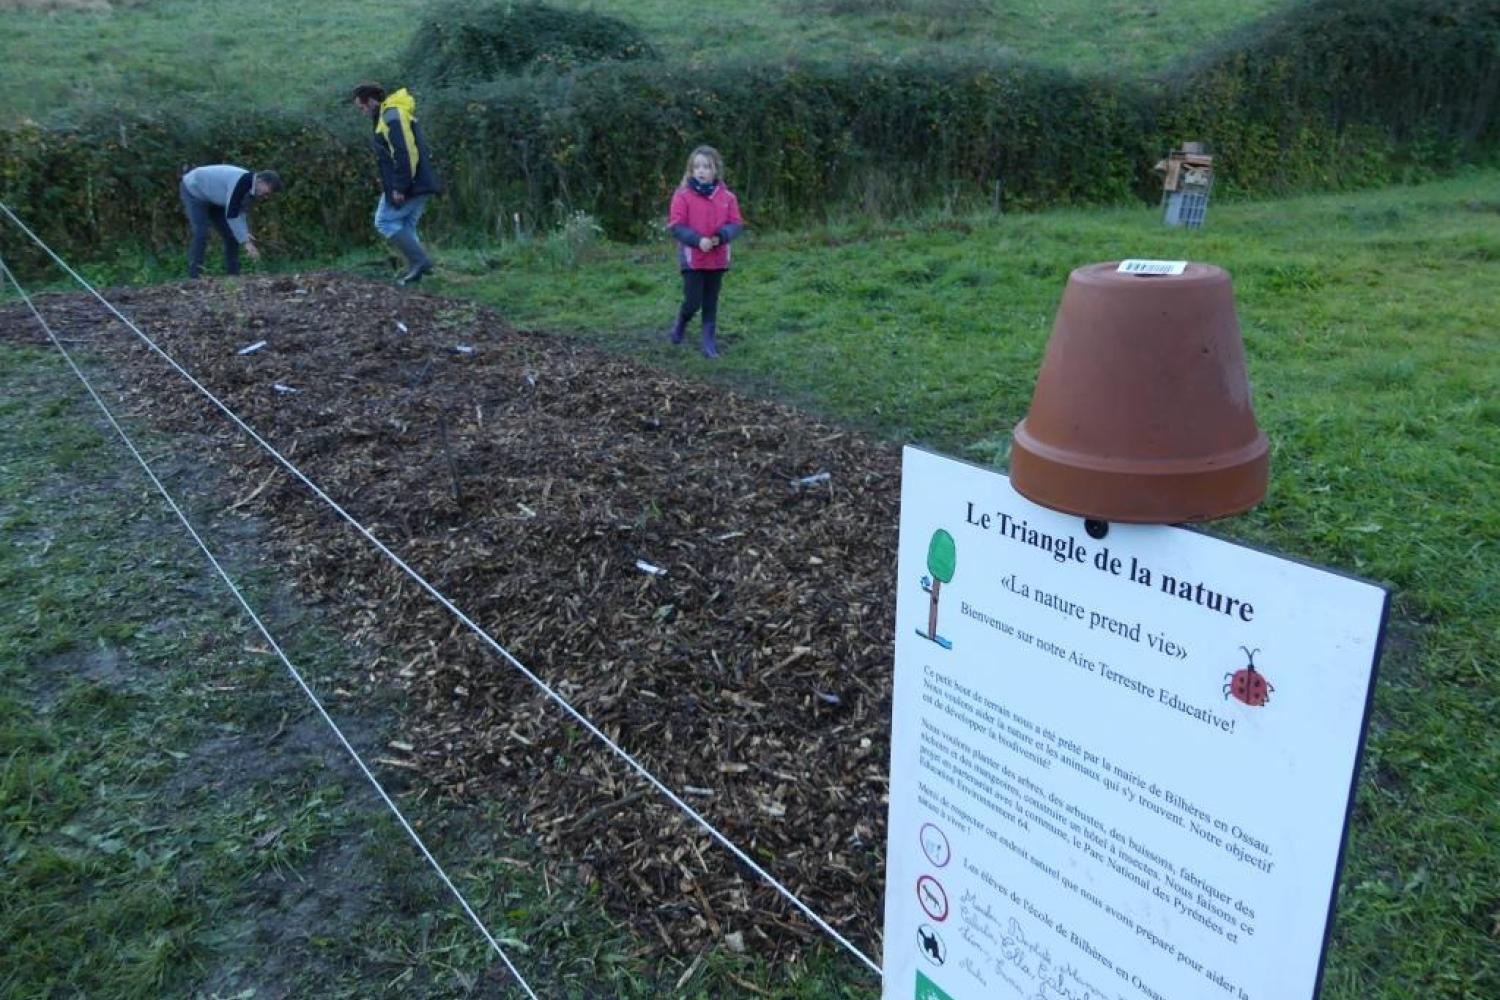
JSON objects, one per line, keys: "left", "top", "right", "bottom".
{"left": 883, "top": 447, "right": 1387, "bottom": 1000}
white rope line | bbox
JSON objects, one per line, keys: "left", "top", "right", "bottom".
{"left": 1, "top": 255, "right": 540, "bottom": 1000}
{"left": 0, "top": 202, "right": 884, "bottom": 978}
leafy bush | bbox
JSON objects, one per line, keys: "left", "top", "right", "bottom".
{"left": 541, "top": 209, "right": 604, "bottom": 269}
{"left": 0, "top": 108, "right": 371, "bottom": 277}
{"left": 400, "top": 1, "right": 658, "bottom": 87}
{"left": 2, "top": 0, "right": 1496, "bottom": 273}
{"left": 1161, "top": 0, "right": 1500, "bottom": 191}
{"left": 791, "top": 0, "right": 993, "bottom": 17}
{"left": 414, "top": 56, "right": 1156, "bottom": 239}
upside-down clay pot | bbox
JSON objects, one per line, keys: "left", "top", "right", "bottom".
{"left": 1010, "top": 262, "right": 1268, "bottom": 523}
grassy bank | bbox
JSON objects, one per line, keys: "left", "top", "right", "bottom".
{"left": 6, "top": 0, "right": 1493, "bottom": 270}
{"left": 1, "top": 0, "right": 1284, "bottom": 121}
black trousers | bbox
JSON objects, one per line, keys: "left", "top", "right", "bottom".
{"left": 677, "top": 269, "right": 724, "bottom": 325}
{"left": 180, "top": 182, "right": 239, "bottom": 278}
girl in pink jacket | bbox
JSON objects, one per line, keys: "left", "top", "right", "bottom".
{"left": 666, "top": 146, "right": 744, "bottom": 358}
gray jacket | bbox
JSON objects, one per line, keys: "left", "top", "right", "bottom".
{"left": 182, "top": 165, "right": 258, "bottom": 244}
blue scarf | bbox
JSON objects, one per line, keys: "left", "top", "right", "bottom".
{"left": 688, "top": 178, "right": 719, "bottom": 197}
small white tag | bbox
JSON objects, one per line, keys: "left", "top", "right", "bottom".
{"left": 454, "top": 344, "right": 474, "bottom": 354}
{"left": 237, "top": 340, "right": 267, "bottom": 355}
{"left": 395, "top": 321, "right": 409, "bottom": 333}
{"left": 634, "top": 560, "right": 668, "bottom": 577}
{"left": 1118, "top": 259, "right": 1188, "bottom": 276}
{"left": 273, "top": 383, "right": 298, "bottom": 394}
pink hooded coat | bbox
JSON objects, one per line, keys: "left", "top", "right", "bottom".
{"left": 668, "top": 183, "right": 744, "bottom": 271}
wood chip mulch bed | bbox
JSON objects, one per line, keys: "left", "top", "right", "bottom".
{"left": 2, "top": 273, "right": 905, "bottom": 964}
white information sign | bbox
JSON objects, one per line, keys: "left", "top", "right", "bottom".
{"left": 883, "top": 447, "right": 1387, "bottom": 1000}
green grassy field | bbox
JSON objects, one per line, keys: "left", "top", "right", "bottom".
{"left": 420, "top": 170, "right": 1500, "bottom": 995}
{"left": 2, "top": 0, "right": 1497, "bottom": 994}
{"left": 0, "top": 0, "right": 1285, "bottom": 121}
{"left": 4, "top": 170, "right": 1496, "bottom": 996}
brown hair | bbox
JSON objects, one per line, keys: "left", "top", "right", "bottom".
{"left": 254, "top": 170, "right": 284, "bottom": 193}
{"left": 680, "top": 145, "right": 724, "bottom": 186}
{"left": 352, "top": 83, "right": 387, "bottom": 103}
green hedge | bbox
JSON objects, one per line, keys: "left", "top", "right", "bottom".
{"left": 1159, "top": 0, "right": 1500, "bottom": 191}
{"left": 1, "top": 0, "right": 1495, "bottom": 274}
{"left": 400, "top": 1, "right": 658, "bottom": 87}
{"left": 1, "top": 112, "right": 362, "bottom": 243}
{"left": 424, "top": 58, "right": 1157, "bottom": 239}
{"left": 0, "top": 110, "right": 373, "bottom": 278}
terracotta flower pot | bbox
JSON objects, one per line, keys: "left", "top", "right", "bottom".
{"left": 1010, "top": 262, "right": 1268, "bottom": 523}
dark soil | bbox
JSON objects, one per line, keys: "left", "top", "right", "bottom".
{"left": 1, "top": 273, "right": 901, "bottom": 962}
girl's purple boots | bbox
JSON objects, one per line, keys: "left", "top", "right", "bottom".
{"left": 667, "top": 316, "right": 718, "bottom": 359}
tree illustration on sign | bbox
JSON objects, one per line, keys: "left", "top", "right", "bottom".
{"left": 918, "top": 528, "right": 956, "bottom": 650}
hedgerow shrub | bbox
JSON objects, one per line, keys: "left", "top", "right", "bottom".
{"left": 415, "top": 57, "right": 1158, "bottom": 237}
{"left": 400, "top": 1, "right": 658, "bottom": 87}
{"left": 1160, "top": 0, "right": 1500, "bottom": 191}
{"left": 1, "top": 0, "right": 1495, "bottom": 273}
{"left": 0, "top": 107, "right": 373, "bottom": 278}
{"left": 795, "top": 0, "right": 991, "bottom": 12}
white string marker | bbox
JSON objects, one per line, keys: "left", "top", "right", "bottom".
{"left": 0, "top": 202, "right": 884, "bottom": 979}
{"left": 1, "top": 256, "right": 540, "bottom": 1000}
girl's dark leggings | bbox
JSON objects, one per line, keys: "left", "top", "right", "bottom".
{"left": 678, "top": 269, "right": 724, "bottom": 325}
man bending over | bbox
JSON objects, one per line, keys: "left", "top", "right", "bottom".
{"left": 179, "top": 164, "right": 281, "bottom": 278}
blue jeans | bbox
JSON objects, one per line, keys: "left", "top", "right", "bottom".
{"left": 373, "top": 194, "right": 429, "bottom": 238}
{"left": 181, "top": 181, "right": 238, "bottom": 277}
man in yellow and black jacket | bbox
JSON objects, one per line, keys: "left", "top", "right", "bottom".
{"left": 352, "top": 83, "right": 442, "bottom": 285}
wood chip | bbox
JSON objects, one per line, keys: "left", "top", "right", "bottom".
{"left": 5, "top": 274, "right": 900, "bottom": 965}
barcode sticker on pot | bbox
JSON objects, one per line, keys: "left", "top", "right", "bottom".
{"left": 1118, "top": 259, "right": 1188, "bottom": 276}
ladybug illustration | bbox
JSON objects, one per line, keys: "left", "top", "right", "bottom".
{"left": 1225, "top": 646, "right": 1274, "bottom": 706}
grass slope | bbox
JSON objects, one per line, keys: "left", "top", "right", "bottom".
{"left": 426, "top": 169, "right": 1499, "bottom": 996}
{"left": 0, "top": 0, "right": 1285, "bottom": 121}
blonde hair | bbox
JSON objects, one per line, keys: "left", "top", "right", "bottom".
{"left": 681, "top": 145, "right": 724, "bottom": 186}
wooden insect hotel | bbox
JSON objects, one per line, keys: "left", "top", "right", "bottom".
{"left": 1156, "top": 141, "right": 1214, "bottom": 229}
